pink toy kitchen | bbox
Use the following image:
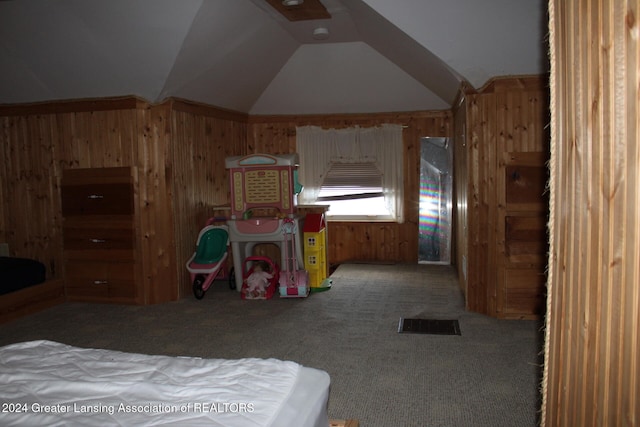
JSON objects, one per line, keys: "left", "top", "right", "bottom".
{"left": 223, "top": 153, "right": 325, "bottom": 297}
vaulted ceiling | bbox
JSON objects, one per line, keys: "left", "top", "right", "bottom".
{"left": 0, "top": 0, "right": 548, "bottom": 114}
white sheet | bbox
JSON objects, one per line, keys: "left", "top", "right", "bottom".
{"left": 0, "top": 340, "right": 330, "bottom": 427}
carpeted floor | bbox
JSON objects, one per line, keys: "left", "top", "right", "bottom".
{"left": 0, "top": 263, "right": 543, "bottom": 426}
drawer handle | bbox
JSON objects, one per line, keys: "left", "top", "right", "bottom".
{"left": 93, "top": 280, "right": 108, "bottom": 285}
{"left": 89, "top": 239, "right": 106, "bottom": 243}
{"left": 87, "top": 194, "right": 104, "bottom": 199}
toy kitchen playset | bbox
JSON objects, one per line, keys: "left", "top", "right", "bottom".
{"left": 224, "top": 153, "right": 315, "bottom": 298}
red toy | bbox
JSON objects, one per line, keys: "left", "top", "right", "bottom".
{"left": 241, "top": 256, "right": 279, "bottom": 300}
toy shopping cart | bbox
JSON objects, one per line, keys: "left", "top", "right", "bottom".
{"left": 278, "top": 218, "right": 309, "bottom": 298}
{"left": 186, "top": 218, "right": 234, "bottom": 299}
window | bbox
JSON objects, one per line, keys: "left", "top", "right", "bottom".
{"left": 296, "top": 124, "right": 403, "bottom": 222}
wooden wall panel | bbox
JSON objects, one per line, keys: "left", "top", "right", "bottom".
{"left": 56, "top": 109, "right": 138, "bottom": 169}
{"left": 249, "top": 111, "right": 452, "bottom": 265}
{"left": 0, "top": 114, "right": 62, "bottom": 277}
{"left": 544, "top": 0, "right": 640, "bottom": 425}
{"left": 0, "top": 97, "right": 180, "bottom": 304}
{"left": 170, "top": 101, "right": 247, "bottom": 296}
{"left": 0, "top": 103, "right": 142, "bottom": 280}
{"left": 466, "top": 93, "right": 494, "bottom": 314}
{"left": 0, "top": 96, "right": 248, "bottom": 301}
{"left": 135, "top": 102, "right": 177, "bottom": 303}
{"left": 464, "top": 76, "right": 549, "bottom": 318}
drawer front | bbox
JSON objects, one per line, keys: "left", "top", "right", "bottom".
{"left": 63, "top": 225, "right": 134, "bottom": 251}
{"left": 65, "top": 261, "right": 136, "bottom": 300}
{"left": 61, "top": 183, "right": 134, "bottom": 216}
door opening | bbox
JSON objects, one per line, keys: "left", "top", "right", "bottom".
{"left": 419, "top": 137, "right": 452, "bottom": 264}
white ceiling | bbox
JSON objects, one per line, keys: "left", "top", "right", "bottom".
{"left": 0, "top": 0, "right": 548, "bottom": 114}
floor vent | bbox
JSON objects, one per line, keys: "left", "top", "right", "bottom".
{"left": 398, "top": 318, "right": 461, "bottom": 336}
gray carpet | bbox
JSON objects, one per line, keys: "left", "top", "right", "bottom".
{"left": 0, "top": 263, "right": 543, "bottom": 426}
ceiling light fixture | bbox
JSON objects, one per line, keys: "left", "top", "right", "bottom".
{"left": 282, "top": 0, "right": 303, "bottom": 6}
{"left": 312, "top": 27, "right": 329, "bottom": 40}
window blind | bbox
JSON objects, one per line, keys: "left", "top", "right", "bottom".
{"left": 317, "top": 162, "right": 383, "bottom": 201}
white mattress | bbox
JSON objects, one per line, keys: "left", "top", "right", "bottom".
{"left": 0, "top": 340, "right": 330, "bottom": 427}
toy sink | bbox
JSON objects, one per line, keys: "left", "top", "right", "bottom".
{"left": 228, "top": 218, "right": 281, "bottom": 236}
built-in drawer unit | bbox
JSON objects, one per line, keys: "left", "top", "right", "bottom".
{"left": 61, "top": 167, "right": 139, "bottom": 303}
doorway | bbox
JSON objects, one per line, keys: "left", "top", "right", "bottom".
{"left": 418, "top": 137, "right": 452, "bottom": 264}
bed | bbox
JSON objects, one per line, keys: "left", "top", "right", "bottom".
{"left": 0, "top": 340, "right": 331, "bottom": 427}
{"left": 0, "top": 255, "right": 65, "bottom": 324}
{"left": 0, "top": 256, "right": 47, "bottom": 293}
